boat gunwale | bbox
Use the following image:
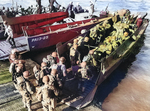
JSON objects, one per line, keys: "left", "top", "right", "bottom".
{"left": 23, "top": 17, "right": 112, "bottom": 38}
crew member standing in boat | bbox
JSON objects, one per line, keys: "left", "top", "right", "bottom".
{"left": 36, "top": 0, "right": 42, "bottom": 14}
{"left": 3, "top": 21, "right": 16, "bottom": 48}
{"left": 66, "top": 1, "right": 75, "bottom": 18}
{"left": 49, "top": 0, "right": 59, "bottom": 13}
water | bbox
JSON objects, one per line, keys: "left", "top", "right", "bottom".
{"left": 1, "top": 0, "right": 150, "bottom": 110}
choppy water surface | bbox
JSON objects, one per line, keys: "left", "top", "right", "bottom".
{"left": 1, "top": 0, "right": 150, "bottom": 110}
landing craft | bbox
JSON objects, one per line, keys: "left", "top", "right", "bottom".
{"left": 54, "top": 10, "right": 149, "bottom": 109}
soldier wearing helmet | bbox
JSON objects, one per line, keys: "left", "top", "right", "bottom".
{"left": 33, "top": 65, "right": 41, "bottom": 85}
{"left": 11, "top": 48, "right": 22, "bottom": 60}
{"left": 57, "top": 57, "right": 67, "bottom": 85}
{"left": 23, "top": 71, "right": 35, "bottom": 93}
{"left": 77, "top": 36, "right": 90, "bottom": 61}
{"left": 20, "top": 71, "right": 34, "bottom": 111}
{"left": 36, "top": 75, "right": 58, "bottom": 111}
{"left": 10, "top": 59, "right": 26, "bottom": 85}
{"left": 70, "top": 44, "right": 80, "bottom": 66}
{"left": 77, "top": 62, "right": 92, "bottom": 93}
{"left": 9, "top": 53, "right": 16, "bottom": 63}
{"left": 39, "top": 62, "right": 51, "bottom": 86}
{"left": 73, "top": 39, "right": 78, "bottom": 45}
{"left": 12, "top": 63, "right": 24, "bottom": 90}
{"left": 42, "top": 51, "right": 58, "bottom": 68}
{"left": 48, "top": 69, "right": 62, "bottom": 95}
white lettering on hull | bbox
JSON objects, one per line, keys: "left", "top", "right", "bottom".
{"left": 31, "top": 36, "right": 49, "bottom": 42}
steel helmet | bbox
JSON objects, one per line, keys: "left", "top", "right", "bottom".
{"left": 52, "top": 52, "right": 57, "bottom": 58}
{"left": 81, "top": 61, "right": 87, "bottom": 68}
{"left": 84, "top": 37, "right": 89, "bottom": 42}
{"left": 41, "top": 62, "right": 47, "bottom": 67}
{"left": 60, "top": 57, "right": 66, "bottom": 63}
{"left": 42, "top": 76, "right": 49, "bottom": 83}
{"left": 23, "top": 71, "right": 30, "bottom": 79}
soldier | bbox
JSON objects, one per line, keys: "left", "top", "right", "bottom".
{"left": 12, "top": 61, "right": 24, "bottom": 90}
{"left": 77, "top": 62, "right": 92, "bottom": 93}
{"left": 23, "top": 71, "right": 34, "bottom": 94}
{"left": 78, "top": 37, "right": 90, "bottom": 61}
{"left": 33, "top": 65, "right": 41, "bottom": 85}
{"left": 83, "top": 49, "right": 97, "bottom": 66}
{"left": 73, "top": 2, "right": 84, "bottom": 14}
{"left": 43, "top": 52, "right": 58, "bottom": 68}
{"left": 9, "top": 53, "right": 17, "bottom": 63}
{"left": 39, "top": 62, "right": 51, "bottom": 86}
{"left": 70, "top": 44, "right": 80, "bottom": 66}
{"left": 57, "top": 57, "right": 67, "bottom": 85}
{"left": 16, "top": 71, "right": 34, "bottom": 111}
{"left": 49, "top": 0, "right": 59, "bottom": 13}
{"left": 5, "top": 7, "right": 12, "bottom": 17}
{"left": 11, "top": 48, "right": 22, "bottom": 60}
{"left": 48, "top": 69, "right": 62, "bottom": 95}
{"left": 10, "top": 7, "right": 17, "bottom": 17}
{"left": 36, "top": 0, "right": 42, "bottom": 14}
{"left": 36, "top": 76, "right": 58, "bottom": 111}
{"left": 89, "top": 1, "right": 94, "bottom": 16}
{"left": 0, "top": 7, "right": 4, "bottom": 15}
{"left": 17, "top": 59, "right": 26, "bottom": 72}
{"left": 66, "top": 1, "right": 75, "bottom": 18}
{"left": 3, "top": 21, "right": 16, "bottom": 48}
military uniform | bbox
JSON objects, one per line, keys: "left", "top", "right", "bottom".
{"left": 57, "top": 62, "right": 67, "bottom": 84}
{"left": 48, "top": 74, "right": 62, "bottom": 96}
{"left": 11, "top": 61, "right": 26, "bottom": 90}
{"left": 70, "top": 45, "right": 80, "bottom": 66}
{"left": 36, "top": 76, "right": 58, "bottom": 111}
{"left": 77, "top": 62, "right": 92, "bottom": 93}
{"left": 43, "top": 53, "right": 58, "bottom": 68}
{"left": 16, "top": 76, "right": 33, "bottom": 111}
{"left": 33, "top": 65, "right": 41, "bottom": 85}
{"left": 39, "top": 66, "right": 51, "bottom": 86}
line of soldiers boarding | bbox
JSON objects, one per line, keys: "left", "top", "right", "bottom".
{"left": 68, "top": 9, "right": 145, "bottom": 68}
{"left": 9, "top": 48, "right": 92, "bottom": 111}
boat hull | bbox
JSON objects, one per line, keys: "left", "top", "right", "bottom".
{"left": 27, "top": 17, "right": 111, "bottom": 51}
{"left": 27, "top": 24, "right": 97, "bottom": 51}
